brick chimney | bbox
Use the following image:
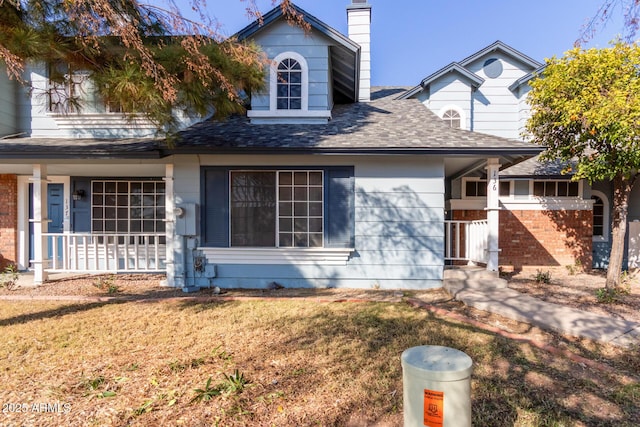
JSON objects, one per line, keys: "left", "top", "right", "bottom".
{"left": 347, "top": 0, "right": 371, "bottom": 102}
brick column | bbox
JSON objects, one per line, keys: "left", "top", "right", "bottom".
{"left": 0, "top": 174, "right": 18, "bottom": 270}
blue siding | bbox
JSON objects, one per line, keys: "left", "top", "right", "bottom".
{"left": 185, "top": 157, "right": 446, "bottom": 290}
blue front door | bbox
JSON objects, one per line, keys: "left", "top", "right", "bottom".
{"left": 47, "top": 184, "right": 64, "bottom": 261}
{"left": 29, "top": 183, "right": 64, "bottom": 265}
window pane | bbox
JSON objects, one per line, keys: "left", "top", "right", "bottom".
{"left": 231, "top": 172, "right": 276, "bottom": 247}
{"left": 279, "top": 233, "right": 293, "bottom": 247}
{"left": 557, "top": 182, "right": 568, "bottom": 197}
{"left": 105, "top": 195, "right": 116, "bottom": 206}
{"left": 294, "top": 187, "right": 307, "bottom": 201}
{"left": 568, "top": 182, "right": 579, "bottom": 197}
{"left": 130, "top": 221, "right": 141, "bottom": 232}
{"left": 105, "top": 207, "right": 116, "bottom": 219}
{"left": 279, "top": 202, "right": 292, "bottom": 216}
{"left": 294, "top": 172, "right": 307, "bottom": 185}
{"left": 593, "top": 205, "right": 604, "bottom": 216}
{"left": 105, "top": 182, "right": 117, "bottom": 193}
{"left": 143, "top": 220, "right": 155, "bottom": 232}
{"left": 294, "top": 202, "right": 307, "bottom": 216}
{"left": 309, "top": 187, "right": 322, "bottom": 201}
{"left": 499, "top": 181, "right": 510, "bottom": 196}
{"left": 289, "top": 71, "right": 301, "bottom": 84}
{"left": 290, "top": 84, "right": 302, "bottom": 98}
{"left": 117, "top": 195, "right": 128, "bottom": 206}
{"left": 93, "top": 207, "right": 103, "bottom": 219}
{"left": 279, "top": 218, "right": 292, "bottom": 232}
{"left": 92, "top": 181, "right": 103, "bottom": 193}
{"left": 131, "top": 182, "right": 142, "bottom": 194}
{"left": 279, "top": 172, "right": 292, "bottom": 185}
{"left": 545, "top": 182, "right": 556, "bottom": 197}
{"left": 277, "top": 83, "right": 288, "bottom": 97}
{"left": 131, "top": 208, "right": 141, "bottom": 219}
{"left": 593, "top": 225, "right": 603, "bottom": 236}
{"left": 309, "top": 233, "right": 323, "bottom": 247}
{"left": 93, "top": 220, "right": 103, "bottom": 232}
{"left": 117, "top": 181, "right": 128, "bottom": 193}
{"left": 117, "top": 208, "right": 128, "bottom": 219}
{"left": 466, "top": 181, "right": 477, "bottom": 197}
{"left": 294, "top": 233, "right": 307, "bottom": 247}
{"left": 294, "top": 218, "right": 308, "bottom": 232}
{"left": 93, "top": 195, "right": 103, "bottom": 205}
{"left": 309, "top": 202, "right": 322, "bottom": 216}
{"left": 289, "top": 99, "right": 301, "bottom": 110}
{"left": 105, "top": 220, "right": 116, "bottom": 232}
{"left": 117, "top": 220, "right": 128, "bottom": 232}
{"left": 277, "top": 98, "right": 288, "bottom": 109}
{"left": 477, "top": 183, "right": 487, "bottom": 197}
{"left": 309, "top": 172, "right": 322, "bottom": 185}
{"left": 279, "top": 186, "right": 292, "bottom": 201}
{"left": 309, "top": 218, "right": 323, "bottom": 233}
{"left": 533, "top": 181, "right": 544, "bottom": 196}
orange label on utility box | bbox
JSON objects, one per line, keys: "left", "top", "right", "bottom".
{"left": 423, "top": 389, "right": 444, "bottom": 427}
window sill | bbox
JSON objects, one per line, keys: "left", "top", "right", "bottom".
{"left": 198, "top": 247, "right": 353, "bottom": 265}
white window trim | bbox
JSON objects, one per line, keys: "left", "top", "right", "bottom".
{"left": 270, "top": 52, "right": 308, "bottom": 113}
{"left": 591, "top": 190, "right": 610, "bottom": 243}
{"left": 461, "top": 178, "right": 485, "bottom": 199}
{"left": 529, "top": 179, "right": 583, "bottom": 199}
{"left": 438, "top": 105, "right": 466, "bottom": 130}
{"left": 198, "top": 247, "right": 353, "bottom": 265}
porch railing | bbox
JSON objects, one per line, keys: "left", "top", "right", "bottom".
{"left": 444, "top": 220, "right": 488, "bottom": 264}
{"left": 43, "top": 233, "right": 167, "bottom": 273}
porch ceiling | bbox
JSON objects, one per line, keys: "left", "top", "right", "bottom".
{"left": 444, "top": 155, "right": 533, "bottom": 180}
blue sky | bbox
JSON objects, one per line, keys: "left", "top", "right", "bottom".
{"left": 172, "top": 0, "right": 625, "bottom": 86}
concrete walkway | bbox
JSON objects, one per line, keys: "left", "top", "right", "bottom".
{"left": 444, "top": 269, "right": 640, "bottom": 348}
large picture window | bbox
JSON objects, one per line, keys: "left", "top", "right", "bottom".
{"left": 91, "top": 180, "right": 165, "bottom": 234}
{"left": 230, "top": 171, "right": 323, "bottom": 247}
{"left": 202, "top": 166, "right": 353, "bottom": 250}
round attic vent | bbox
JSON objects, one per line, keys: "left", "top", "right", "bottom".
{"left": 483, "top": 58, "right": 503, "bottom": 79}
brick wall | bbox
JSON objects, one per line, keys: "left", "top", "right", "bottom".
{"left": 453, "top": 209, "right": 592, "bottom": 271}
{"left": 0, "top": 174, "right": 18, "bottom": 270}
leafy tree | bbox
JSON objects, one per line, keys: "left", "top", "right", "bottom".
{"left": 526, "top": 42, "right": 640, "bottom": 289}
{"left": 0, "top": 0, "right": 300, "bottom": 133}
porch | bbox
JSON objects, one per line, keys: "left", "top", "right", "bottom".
{"left": 43, "top": 232, "right": 166, "bottom": 273}
{"left": 37, "top": 218, "right": 488, "bottom": 275}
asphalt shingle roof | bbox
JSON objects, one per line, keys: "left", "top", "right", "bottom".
{"left": 168, "top": 87, "right": 541, "bottom": 155}
{"left": 0, "top": 88, "right": 542, "bottom": 159}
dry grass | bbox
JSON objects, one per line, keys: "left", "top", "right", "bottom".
{"left": 1, "top": 296, "right": 638, "bottom": 426}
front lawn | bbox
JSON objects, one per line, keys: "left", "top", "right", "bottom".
{"left": 0, "top": 298, "right": 638, "bottom": 426}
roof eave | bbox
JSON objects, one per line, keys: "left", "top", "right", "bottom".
{"left": 459, "top": 40, "right": 543, "bottom": 70}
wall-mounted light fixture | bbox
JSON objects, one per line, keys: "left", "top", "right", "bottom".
{"left": 72, "top": 189, "right": 85, "bottom": 201}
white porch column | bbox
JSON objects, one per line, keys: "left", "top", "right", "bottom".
{"left": 31, "top": 164, "right": 49, "bottom": 284}
{"left": 486, "top": 158, "right": 501, "bottom": 272}
{"left": 164, "top": 164, "right": 176, "bottom": 287}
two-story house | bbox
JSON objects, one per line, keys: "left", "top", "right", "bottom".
{"left": 400, "top": 41, "right": 640, "bottom": 271}
{"left": 0, "top": 1, "right": 543, "bottom": 290}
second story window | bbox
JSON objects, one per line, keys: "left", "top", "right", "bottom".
{"left": 442, "top": 109, "right": 461, "bottom": 128}
{"left": 48, "top": 64, "right": 122, "bottom": 114}
{"left": 276, "top": 59, "right": 302, "bottom": 110}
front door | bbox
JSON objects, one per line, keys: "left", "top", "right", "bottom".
{"left": 29, "top": 183, "right": 64, "bottom": 265}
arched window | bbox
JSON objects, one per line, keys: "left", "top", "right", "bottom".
{"left": 442, "top": 109, "right": 461, "bottom": 129}
{"left": 276, "top": 59, "right": 302, "bottom": 110}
